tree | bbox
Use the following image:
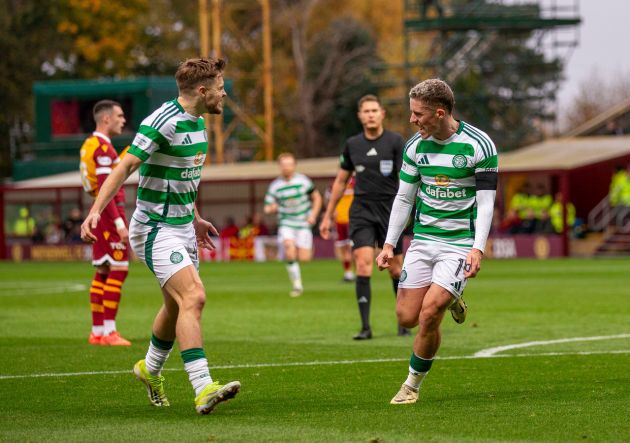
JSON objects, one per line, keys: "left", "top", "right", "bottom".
{"left": 0, "top": 0, "right": 65, "bottom": 177}
{"left": 276, "top": 0, "right": 378, "bottom": 158}
{"left": 561, "top": 69, "right": 630, "bottom": 132}
{"left": 452, "top": 31, "right": 562, "bottom": 150}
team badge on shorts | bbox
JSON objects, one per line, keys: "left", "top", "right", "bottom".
{"left": 170, "top": 251, "right": 184, "bottom": 264}
{"left": 452, "top": 154, "right": 468, "bottom": 168}
{"left": 400, "top": 269, "right": 407, "bottom": 283}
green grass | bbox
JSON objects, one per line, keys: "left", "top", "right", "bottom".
{"left": 0, "top": 258, "right": 629, "bottom": 442}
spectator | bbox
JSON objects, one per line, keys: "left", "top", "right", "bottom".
{"left": 610, "top": 164, "right": 629, "bottom": 208}
{"left": 499, "top": 208, "right": 522, "bottom": 234}
{"left": 549, "top": 193, "right": 576, "bottom": 235}
{"left": 219, "top": 217, "right": 240, "bottom": 239}
{"left": 63, "top": 208, "right": 84, "bottom": 242}
{"left": 13, "top": 207, "right": 35, "bottom": 237}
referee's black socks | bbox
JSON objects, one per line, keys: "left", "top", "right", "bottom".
{"left": 355, "top": 276, "right": 371, "bottom": 330}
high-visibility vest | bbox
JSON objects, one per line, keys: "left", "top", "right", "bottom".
{"left": 529, "top": 194, "right": 552, "bottom": 219}
{"left": 13, "top": 217, "right": 35, "bottom": 236}
{"left": 610, "top": 170, "right": 628, "bottom": 207}
{"left": 549, "top": 201, "right": 575, "bottom": 234}
{"left": 510, "top": 192, "right": 530, "bottom": 219}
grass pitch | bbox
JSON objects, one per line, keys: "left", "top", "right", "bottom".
{"left": 0, "top": 258, "right": 629, "bottom": 442}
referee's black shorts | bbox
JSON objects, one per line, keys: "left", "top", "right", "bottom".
{"left": 349, "top": 198, "right": 403, "bottom": 255}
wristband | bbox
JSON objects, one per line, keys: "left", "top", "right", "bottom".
{"left": 114, "top": 217, "right": 125, "bottom": 230}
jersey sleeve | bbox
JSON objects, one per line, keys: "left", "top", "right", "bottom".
{"left": 264, "top": 185, "right": 277, "bottom": 205}
{"left": 128, "top": 120, "right": 175, "bottom": 161}
{"left": 304, "top": 176, "right": 315, "bottom": 194}
{"left": 473, "top": 133, "right": 499, "bottom": 174}
{"left": 399, "top": 139, "right": 420, "bottom": 184}
{"left": 340, "top": 142, "right": 354, "bottom": 171}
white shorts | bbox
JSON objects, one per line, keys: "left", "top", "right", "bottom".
{"left": 129, "top": 217, "right": 199, "bottom": 287}
{"left": 278, "top": 226, "right": 313, "bottom": 250}
{"left": 399, "top": 239, "right": 469, "bottom": 298}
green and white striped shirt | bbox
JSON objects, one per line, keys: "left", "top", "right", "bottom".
{"left": 265, "top": 173, "right": 315, "bottom": 230}
{"left": 399, "top": 121, "right": 498, "bottom": 247}
{"left": 128, "top": 99, "right": 207, "bottom": 226}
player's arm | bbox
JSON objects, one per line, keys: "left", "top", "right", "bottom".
{"left": 465, "top": 172, "right": 497, "bottom": 278}
{"left": 193, "top": 203, "right": 219, "bottom": 250}
{"left": 81, "top": 154, "right": 142, "bottom": 243}
{"left": 96, "top": 166, "right": 129, "bottom": 242}
{"left": 307, "top": 188, "right": 323, "bottom": 226}
{"left": 319, "top": 169, "right": 351, "bottom": 239}
{"left": 376, "top": 179, "right": 419, "bottom": 270}
{"left": 263, "top": 191, "right": 278, "bottom": 214}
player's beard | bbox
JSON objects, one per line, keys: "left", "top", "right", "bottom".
{"left": 206, "top": 99, "right": 223, "bottom": 115}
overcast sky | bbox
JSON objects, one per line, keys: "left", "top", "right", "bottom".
{"left": 557, "top": 0, "right": 630, "bottom": 113}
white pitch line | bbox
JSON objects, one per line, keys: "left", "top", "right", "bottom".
{"left": 474, "top": 334, "right": 630, "bottom": 357}
{"left": 0, "top": 283, "right": 87, "bottom": 296}
{"left": 0, "top": 349, "right": 628, "bottom": 381}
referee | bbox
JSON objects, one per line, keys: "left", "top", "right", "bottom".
{"left": 320, "top": 94, "right": 409, "bottom": 340}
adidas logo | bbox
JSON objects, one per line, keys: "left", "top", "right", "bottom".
{"left": 450, "top": 281, "right": 463, "bottom": 292}
{"left": 358, "top": 296, "right": 369, "bottom": 303}
{"left": 419, "top": 154, "right": 429, "bottom": 165}
{"left": 366, "top": 147, "right": 378, "bottom": 156}
{"left": 181, "top": 134, "right": 193, "bottom": 145}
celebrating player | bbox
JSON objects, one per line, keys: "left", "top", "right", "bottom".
{"left": 79, "top": 100, "right": 131, "bottom": 346}
{"left": 264, "top": 153, "right": 322, "bottom": 297}
{"left": 376, "top": 79, "right": 498, "bottom": 404}
{"left": 81, "top": 57, "right": 240, "bottom": 414}
{"left": 319, "top": 95, "right": 409, "bottom": 339}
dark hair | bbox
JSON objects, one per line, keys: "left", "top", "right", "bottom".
{"left": 357, "top": 94, "right": 382, "bottom": 111}
{"left": 175, "top": 57, "right": 226, "bottom": 92}
{"left": 93, "top": 100, "right": 121, "bottom": 121}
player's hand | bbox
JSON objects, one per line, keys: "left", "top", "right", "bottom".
{"left": 307, "top": 213, "right": 317, "bottom": 226}
{"left": 116, "top": 226, "right": 129, "bottom": 243}
{"left": 194, "top": 217, "right": 218, "bottom": 250}
{"left": 80, "top": 212, "right": 100, "bottom": 243}
{"left": 376, "top": 244, "right": 395, "bottom": 271}
{"left": 265, "top": 203, "right": 278, "bottom": 214}
{"left": 464, "top": 248, "right": 483, "bottom": 278}
{"left": 319, "top": 217, "right": 331, "bottom": 240}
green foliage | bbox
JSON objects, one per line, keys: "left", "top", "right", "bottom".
{"left": 306, "top": 18, "right": 380, "bottom": 155}
{"left": 0, "top": 259, "right": 629, "bottom": 441}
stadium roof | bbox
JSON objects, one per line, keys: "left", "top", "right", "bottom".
{"left": 10, "top": 135, "right": 630, "bottom": 189}
{"left": 499, "top": 135, "right": 630, "bottom": 172}
{"left": 9, "top": 156, "right": 340, "bottom": 189}
{"left": 564, "top": 97, "right": 630, "bottom": 137}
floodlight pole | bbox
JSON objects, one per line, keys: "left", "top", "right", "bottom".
{"left": 261, "top": 0, "right": 274, "bottom": 161}
{"left": 199, "top": 0, "right": 213, "bottom": 165}
{"left": 212, "top": 0, "right": 225, "bottom": 164}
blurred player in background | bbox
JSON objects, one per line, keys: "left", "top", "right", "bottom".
{"left": 326, "top": 176, "right": 356, "bottom": 282}
{"left": 320, "top": 95, "right": 410, "bottom": 340}
{"left": 264, "top": 153, "right": 322, "bottom": 297}
{"left": 81, "top": 57, "right": 240, "bottom": 415}
{"left": 377, "top": 79, "right": 498, "bottom": 405}
{"left": 79, "top": 99, "right": 131, "bottom": 346}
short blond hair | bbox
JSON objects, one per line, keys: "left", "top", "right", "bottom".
{"left": 409, "top": 79, "right": 455, "bottom": 114}
{"left": 277, "top": 152, "right": 295, "bottom": 163}
{"left": 175, "top": 57, "right": 226, "bottom": 93}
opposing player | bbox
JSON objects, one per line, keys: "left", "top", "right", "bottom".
{"left": 332, "top": 177, "right": 355, "bottom": 282}
{"left": 319, "top": 94, "right": 409, "bottom": 339}
{"left": 81, "top": 57, "right": 240, "bottom": 414}
{"left": 79, "top": 100, "right": 131, "bottom": 346}
{"left": 264, "top": 153, "right": 322, "bottom": 297}
{"left": 376, "top": 79, "right": 498, "bottom": 404}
